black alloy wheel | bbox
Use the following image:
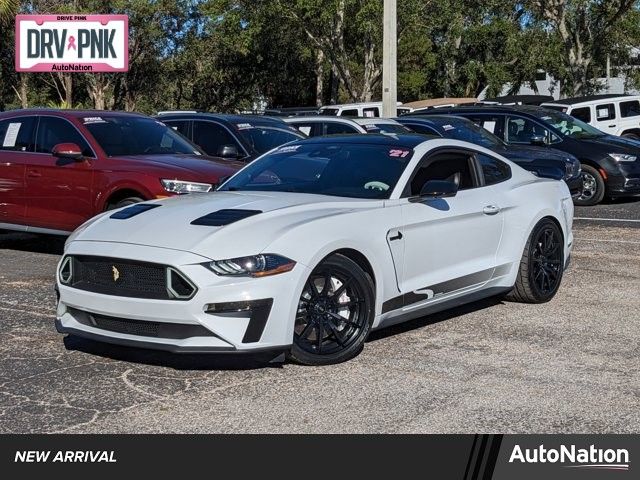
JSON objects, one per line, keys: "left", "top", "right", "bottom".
{"left": 507, "top": 218, "right": 565, "bottom": 304}
{"left": 289, "top": 254, "right": 374, "bottom": 365}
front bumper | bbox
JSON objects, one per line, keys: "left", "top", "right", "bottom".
{"left": 56, "top": 242, "right": 308, "bottom": 353}
{"left": 604, "top": 160, "right": 640, "bottom": 196}
{"left": 566, "top": 174, "right": 583, "bottom": 197}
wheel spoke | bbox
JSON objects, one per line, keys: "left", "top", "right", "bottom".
{"left": 320, "top": 274, "right": 332, "bottom": 296}
{"left": 316, "top": 322, "right": 324, "bottom": 352}
{"left": 332, "top": 277, "right": 352, "bottom": 299}
{"left": 306, "top": 277, "right": 318, "bottom": 298}
{"left": 299, "top": 320, "right": 315, "bottom": 340}
{"left": 337, "top": 299, "right": 363, "bottom": 308}
{"left": 326, "top": 319, "right": 346, "bottom": 347}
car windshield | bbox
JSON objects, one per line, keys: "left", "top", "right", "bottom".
{"left": 219, "top": 143, "right": 414, "bottom": 199}
{"left": 235, "top": 126, "right": 305, "bottom": 154}
{"left": 84, "top": 116, "right": 200, "bottom": 156}
{"left": 431, "top": 118, "right": 503, "bottom": 148}
{"left": 362, "top": 123, "right": 412, "bottom": 134}
{"left": 534, "top": 110, "right": 605, "bottom": 139}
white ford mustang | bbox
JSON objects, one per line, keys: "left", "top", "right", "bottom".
{"left": 56, "top": 135, "right": 574, "bottom": 365}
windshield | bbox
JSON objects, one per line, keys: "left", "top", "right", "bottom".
{"left": 534, "top": 110, "right": 605, "bottom": 139}
{"left": 432, "top": 118, "right": 503, "bottom": 148}
{"left": 219, "top": 143, "right": 413, "bottom": 199}
{"left": 84, "top": 116, "right": 200, "bottom": 156}
{"left": 362, "top": 123, "right": 412, "bottom": 134}
{"left": 236, "top": 126, "right": 304, "bottom": 154}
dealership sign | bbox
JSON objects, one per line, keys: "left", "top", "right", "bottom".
{"left": 15, "top": 14, "right": 128, "bottom": 72}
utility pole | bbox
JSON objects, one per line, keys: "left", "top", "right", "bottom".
{"left": 382, "top": 0, "right": 397, "bottom": 118}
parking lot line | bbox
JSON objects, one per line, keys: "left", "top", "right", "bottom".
{"left": 574, "top": 217, "right": 640, "bottom": 223}
{"left": 575, "top": 237, "right": 640, "bottom": 244}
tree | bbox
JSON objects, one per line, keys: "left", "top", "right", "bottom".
{"left": 529, "top": 0, "right": 639, "bottom": 95}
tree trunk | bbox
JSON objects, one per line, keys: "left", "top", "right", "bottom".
{"left": 330, "top": 64, "right": 339, "bottom": 104}
{"left": 87, "top": 73, "right": 111, "bottom": 110}
{"left": 315, "top": 49, "right": 324, "bottom": 107}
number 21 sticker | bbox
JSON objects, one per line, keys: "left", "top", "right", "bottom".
{"left": 389, "top": 149, "right": 410, "bottom": 158}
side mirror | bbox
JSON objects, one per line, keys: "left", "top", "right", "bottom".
{"left": 52, "top": 143, "right": 84, "bottom": 160}
{"left": 218, "top": 144, "right": 240, "bottom": 159}
{"left": 530, "top": 135, "right": 546, "bottom": 146}
{"left": 410, "top": 180, "right": 459, "bottom": 202}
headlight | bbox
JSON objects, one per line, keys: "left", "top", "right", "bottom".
{"left": 608, "top": 153, "right": 637, "bottom": 162}
{"left": 161, "top": 179, "right": 213, "bottom": 194}
{"left": 204, "top": 254, "right": 296, "bottom": 277}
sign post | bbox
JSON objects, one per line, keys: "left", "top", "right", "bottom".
{"left": 382, "top": 0, "right": 397, "bottom": 118}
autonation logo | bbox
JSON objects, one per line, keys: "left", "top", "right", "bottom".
{"left": 509, "top": 444, "right": 630, "bottom": 471}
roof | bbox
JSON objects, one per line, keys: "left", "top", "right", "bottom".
{"left": 294, "top": 133, "right": 429, "bottom": 148}
{"left": 411, "top": 105, "right": 550, "bottom": 116}
{"left": 544, "top": 94, "right": 639, "bottom": 105}
{"left": 319, "top": 101, "right": 402, "bottom": 109}
{"left": 283, "top": 115, "right": 358, "bottom": 124}
{"left": 398, "top": 115, "right": 475, "bottom": 126}
{"left": 352, "top": 118, "right": 401, "bottom": 125}
{"left": 1, "top": 108, "right": 147, "bottom": 118}
{"left": 156, "top": 112, "right": 287, "bottom": 126}
{"left": 403, "top": 98, "right": 478, "bottom": 109}
{"left": 482, "top": 95, "right": 554, "bottom": 105}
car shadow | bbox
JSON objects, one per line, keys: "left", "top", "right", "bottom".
{"left": 62, "top": 335, "right": 284, "bottom": 371}
{"left": 367, "top": 295, "right": 504, "bottom": 342}
{"left": 0, "top": 232, "right": 66, "bottom": 255}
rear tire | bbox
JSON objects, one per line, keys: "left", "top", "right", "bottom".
{"left": 108, "top": 196, "right": 145, "bottom": 210}
{"left": 288, "top": 254, "right": 375, "bottom": 366}
{"left": 574, "top": 165, "right": 605, "bottom": 206}
{"left": 622, "top": 133, "right": 640, "bottom": 140}
{"left": 506, "top": 218, "right": 564, "bottom": 304}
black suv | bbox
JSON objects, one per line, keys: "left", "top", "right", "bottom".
{"left": 157, "top": 113, "right": 305, "bottom": 163}
{"left": 413, "top": 105, "right": 640, "bottom": 205}
{"left": 397, "top": 115, "right": 582, "bottom": 196}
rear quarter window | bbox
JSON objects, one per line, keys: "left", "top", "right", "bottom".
{"left": 620, "top": 100, "right": 640, "bottom": 118}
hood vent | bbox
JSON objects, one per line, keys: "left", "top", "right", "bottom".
{"left": 110, "top": 203, "right": 161, "bottom": 220}
{"left": 191, "top": 209, "right": 262, "bottom": 226}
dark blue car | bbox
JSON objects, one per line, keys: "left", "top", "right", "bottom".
{"left": 397, "top": 115, "right": 583, "bottom": 197}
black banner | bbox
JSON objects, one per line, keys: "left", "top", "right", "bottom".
{"left": 0, "top": 434, "right": 635, "bottom": 479}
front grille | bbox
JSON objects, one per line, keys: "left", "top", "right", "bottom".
{"left": 70, "top": 308, "right": 215, "bottom": 339}
{"left": 65, "top": 256, "right": 196, "bottom": 300}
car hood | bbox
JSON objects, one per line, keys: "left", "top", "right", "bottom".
{"left": 116, "top": 154, "right": 244, "bottom": 180}
{"left": 501, "top": 144, "right": 576, "bottom": 163}
{"left": 577, "top": 134, "right": 640, "bottom": 154}
{"left": 70, "top": 191, "right": 379, "bottom": 259}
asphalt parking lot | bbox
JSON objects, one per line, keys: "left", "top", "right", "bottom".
{"left": 0, "top": 199, "right": 638, "bottom": 434}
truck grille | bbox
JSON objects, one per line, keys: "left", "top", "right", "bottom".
{"left": 63, "top": 255, "right": 197, "bottom": 300}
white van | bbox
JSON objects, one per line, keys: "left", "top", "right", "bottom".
{"left": 319, "top": 102, "right": 409, "bottom": 118}
{"left": 541, "top": 94, "right": 640, "bottom": 139}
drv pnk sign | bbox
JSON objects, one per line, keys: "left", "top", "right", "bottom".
{"left": 15, "top": 14, "right": 128, "bottom": 72}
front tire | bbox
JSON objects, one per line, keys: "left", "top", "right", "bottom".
{"left": 574, "top": 165, "right": 605, "bottom": 206}
{"left": 289, "top": 254, "right": 375, "bottom": 366}
{"left": 506, "top": 218, "right": 564, "bottom": 304}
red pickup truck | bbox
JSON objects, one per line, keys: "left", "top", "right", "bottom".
{"left": 0, "top": 109, "right": 243, "bottom": 234}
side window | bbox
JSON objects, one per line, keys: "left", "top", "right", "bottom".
{"left": 35, "top": 117, "right": 93, "bottom": 157}
{"left": 506, "top": 116, "right": 548, "bottom": 144}
{"left": 362, "top": 107, "right": 379, "bottom": 118}
{"left": 165, "top": 120, "right": 190, "bottom": 138}
{"left": 477, "top": 154, "right": 511, "bottom": 186}
{"left": 0, "top": 117, "right": 37, "bottom": 152}
{"left": 403, "top": 123, "right": 439, "bottom": 136}
{"left": 466, "top": 115, "right": 503, "bottom": 137}
{"left": 595, "top": 103, "right": 615, "bottom": 121}
{"left": 192, "top": 121, "right": 241, "bottom": 157}
{"left": 620, "top": 100, "right": 640, "bottom": 118}
{"left": 570, "top": 107, "right": 591, "bottom": 123}
{"left": 405, "top": 152, "right": 476, "bottom": 197}
{"left": 291, "top": 123, "right": 315, "bottom": 136}
{"left": 325, "top": 122, "right": 358, "bottom": 135}
{"left": 340, "top": 109, "right": 359, "bottom": 117}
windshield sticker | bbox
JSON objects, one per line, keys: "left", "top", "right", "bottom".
{"left": 277, "top": 145, "right": 301, "bottom": 153}
{"left": 2, "top": 123, "right": 21, "bottom": 147}
{"left": 364, "top": 124, "right": 378, "bottom": 130}
{"left": 83, "top": 116, "right": 106, "bottom": 124}
{"left": 442, "top": 124, "right": 455, "bottom": 131}
{"left": 541, "top": 116, "right": 552, "bottom": 120}
{"left": 236, "top": 123, "right": 252, "bottom": 130}
{"left": 389, "top": 148, "right": 410, "bottom": 158}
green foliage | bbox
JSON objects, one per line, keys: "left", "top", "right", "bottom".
{"left": 0, "top": 0, "right": 639, "bottom": 112}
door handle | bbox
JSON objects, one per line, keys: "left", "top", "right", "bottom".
{"left": 27, "top": 170, "right": 42, "bottom": 178}
{"left": 608, "top": 124, "right": 616, "bottom": 128}
{"left": 389, "top": 231, "right": 403, "bottom": 241}
{"left": 483, "top": 205, "right": 501, "bottom": 215}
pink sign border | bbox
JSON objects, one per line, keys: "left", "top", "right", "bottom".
{"left": 15, "top": 14, "right": 129, "bottom": 72}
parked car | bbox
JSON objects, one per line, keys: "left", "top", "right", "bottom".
{"left": 540, "top": 94, "right": 640, "bottom": 139}
{"left": 414, "top": 105, "right": 640, "bottom": 205}
{"left": 0, "top": 109, "right": 242, "bottom": 234}
{"left": 157, "top": 113, "right": 305, "bottom": 162}
{"left": 401, "top": 97, "right": 479, "bottom": 113}
{"left": 264, "top": 107, "right": 320, "bottom": 117}
{"left": 319, "top": 102, "right": 410, "bottom": 117}
{"left": 57, "top": 134, "right": 573, "bottom": 365}
{"left": 284, "top": 116, "right": 410, "bottom": 136}
{"left": 480, "top": 95, "right": 555, "bottom": 106}
{"left": 397, "top": 115, "right": 582, "bottom": 195}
